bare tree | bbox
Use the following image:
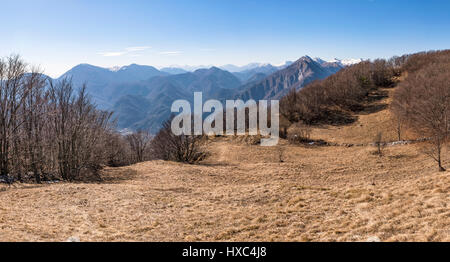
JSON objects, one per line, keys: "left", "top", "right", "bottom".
{"left": 0, "top": 55, "right": 28, "bottom": 180}
{"left": 374, "top": 132, "right": 385, "bottom": 156}
{"left": 126, "top": 130, "right": 152, "bottom": 163}
{"left": 0, "top": 54, "right": 139, "bottom": 184}
{"left": 105, "top": 131, "right": 134, "bottom": 167}
{"left": 48, "top": 79, "right": 113, "bottom": 180}
{"left": 371, "top": 59, "right": 394, "bottom": 87}
{"left": 152, "top": 118, "right": 208, "bottom": 164}
{"left": 391, "top": 113, "right": 404, "bottom": 141}
{"left": 421, "top": 136, "right": 447, "bottom": 172}
{"left": 22, "top": 68, "right": 48, "bottom": 183}
{"left": 280, "top": 88, "right": 301, "bottom": 123}
{"left": 392, "top": 63, "right": 449, "bottom": 171}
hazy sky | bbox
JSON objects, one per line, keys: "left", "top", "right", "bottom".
{"left": 2, "top": 0, "right": 450, "bottom": 77}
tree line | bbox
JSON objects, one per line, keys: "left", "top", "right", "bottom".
{"left": 280, "top": 50, "right": 450, "bottom": 171}
{"left": 280, "top": 58, "right": 397, "bottom": 125}
{"left": 0, "top": 55, "right": 208, "bottom": 184}
{"left": 0, "top": 55, "right": 121, "bottom": 183}
{"left": 391, "top": 50, "right": 450, "bottom": 171}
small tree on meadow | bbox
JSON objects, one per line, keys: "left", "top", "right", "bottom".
{"left": 374, "top": 132, "right": 385, "bottom": 156}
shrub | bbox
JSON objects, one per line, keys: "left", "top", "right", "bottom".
{"left": 276, "top": 146, "right": 285, "bottom": 163}
{"left": 126, "top": 130, "right": 152, "bottom": 163}
{"left": 287, "top": 123, "right": 312, "bottom": 144}
{"left": 151, "top": 118, "right": 209, "bottom": 164}
{"left": 373, "top": 132, "right": 386, "bottom": 156}
{"left": 104, "top": 133, "right": 135, "bottom": 167}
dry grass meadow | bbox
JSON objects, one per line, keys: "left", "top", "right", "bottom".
{"left": 0, "top": 88, "right": 449, "bottom": 242}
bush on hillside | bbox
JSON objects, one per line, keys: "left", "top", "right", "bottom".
{"left": 151, "top": 118, "right": 209, "bottom": 164}
{"left": 287, "top": 123, "right": 312, "bottom": 144}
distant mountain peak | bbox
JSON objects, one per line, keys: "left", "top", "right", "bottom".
{"left": 235, "top": 55, "right": 342, "bottom": 101}
{"left": 299, "top": 55, "right": 313, "bottom": 61}
{"left": 193, "top": 66, "right": 227, "bottom": 75}
{"left": 313, "top": 57, "right": 327, "bottom": 64}
{"left": 209, "top": 66, "right": 222, "bottom": 71}
{"left": 71, "top": 63, "right": 104, "bottom": 70}
{"left": 160, "top": 67, "right": 188, "bottom": 75}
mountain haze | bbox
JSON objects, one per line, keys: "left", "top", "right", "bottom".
{"left": 111, "top": 67, "right": 242, "bottom": 132}
{"left": 160, "top": 67, "right": 189, "bottom": 75}
{"left": 233, "top": 64, "right": 280, "bottom": 83}
{"left": 59, "top": 63, "right": 169, "bottom": 108}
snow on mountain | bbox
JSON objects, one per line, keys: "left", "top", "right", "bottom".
{"left": 339, "top": 58, "right": 364, "bottom": 66}
{"left": 109, "top": 66, "right": 122, "bottom": 72}
{"left": 314, "top": 57, "right": 363, "bottom": 67}
{"left": 276, "top": 61, "right": 294, "bottom": 69}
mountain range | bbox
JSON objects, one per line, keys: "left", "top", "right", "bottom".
{"left": 236, "top": 56, "right": 343, "bottom": 101}
{"left": 59, "top": 63, "right": 169, "bottom": 108}
{"left": 54, "top": 56, "right": 362, "bottom": 133}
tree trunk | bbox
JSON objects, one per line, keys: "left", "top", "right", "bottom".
{"left": 437, "top": 142, "right": 446, "bottom": 172}
{"left": 438, "top": 159, "right": 446, "bottom": 172}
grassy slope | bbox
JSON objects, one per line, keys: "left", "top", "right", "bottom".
{"left": 0, "top": 85, "right": 449, "bottom": 242}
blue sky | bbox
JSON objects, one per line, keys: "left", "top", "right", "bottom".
{"left": 2, "top": 0, "right": 450, "bottom": 77}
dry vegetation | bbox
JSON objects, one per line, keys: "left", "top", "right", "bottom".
{"left": 0, "top": 55, "right": 138, "bottom": 183}
{"left": 0, "top": 91, "right": 448, "bottom": 242}
{"left": 0, "top": 138, "right": 448, "bottom": 242}
{"left": 0, "top": 51, "right": 449, "bottom": 242}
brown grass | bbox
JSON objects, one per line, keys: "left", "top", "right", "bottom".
{"left": 0, "top": 88, "right": 448, "bottom": 242}
{"left": 309, "top": 88, "right": 417, "bottom": 144}
{"left": 0, "top": 140, "right": 448, "bottom": 242}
